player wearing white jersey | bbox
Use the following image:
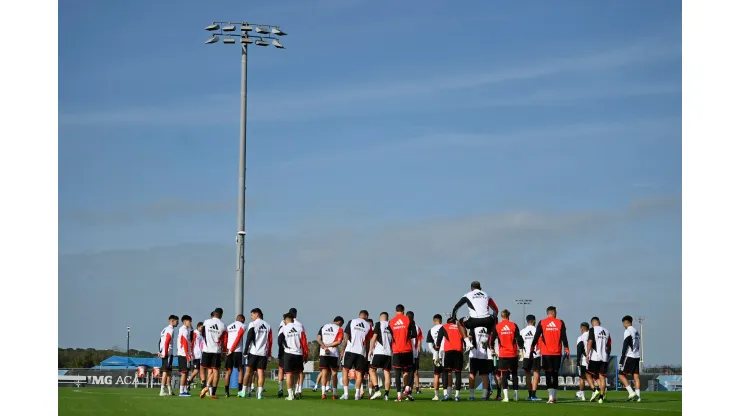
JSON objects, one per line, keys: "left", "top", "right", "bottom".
{"left": 158, "top": 315, "right": 179, "bottom": 396}
{"left": 468, "top": 325, "right": 493, "bottom": 401}
{"left": 278, "top": 313, "right": 309, "bottom": 401}
{"left": 339, "top": 310, "right": 373, "bottom": 400}
{"left": 369, "top": 312, "right": 393, "bottom": 401}
{"left": 618, "top": 315, "right": 642, "bottom": 402}
{"left": 187, "top": 322, "right": 206, "bottom": 390}
{"left": 176, "top": 315, "right": 194, "bottom": 396}
{"left": 239, "top": 308, "right": 273, "bottom": 399}
{"left": 426, "top": 314, "right": 448, "bottom": 401}
{"left": 406, "top": 311, "right": 423, "bottom": 395}
{"left": 585, "top": 317, "right": 611, "bottom": 403}
{"left": 520, "top": 315, "right": 542, "bottom": 401}
{"left": 199, "top": 308, "right": 226, "bottom": 400}
{"left": 223, "top": 314, "right": 246, "bottom": 397}
{"left": 277, "top": 307, "right": 304, "bottom": 398}
{"left": 315, "top": 316, "right": 344, "bottom": 400}
{"left": 575, "top": 322, "right": 590, "bottom": 401}
{"left": 450, "top": 281, "right": 500, "bottom": 352}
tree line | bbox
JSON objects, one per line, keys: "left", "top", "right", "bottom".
{"left": 58, "top": 348, "right": 156, "bottom": 369}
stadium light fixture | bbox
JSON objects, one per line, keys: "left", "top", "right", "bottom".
{"left": 203, "top": 20, "right": 288, "bottom": 317}
{"left": 515, "top": 299, "right": 532, "bottom": 327}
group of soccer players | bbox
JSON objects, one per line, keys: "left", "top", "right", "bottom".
{"left": 157, "top": 280, "right": 643, "bottom": 404}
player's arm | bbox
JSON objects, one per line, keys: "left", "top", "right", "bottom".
{"left": 450, "top": 297, "right": 469, "bottom": 320}
{"left": 300, "top": 332, "right": 309, "bottom": 361}
{"left": 606, "top": 335, "right": 612, "bottom": 356}
{"left": 488, "top": 297, "right": 499, "bottom": 316}
{"left": 416, "top": 328, "right": 422, "bottom": 352}
{"left": 316, "top": 327, "right": 326, "bottom": 348}
{"left": 586, "top": 328, "right": 595, "bottom": 362}
{"left": 435, "top": 326, "right": 448, "bottom": 349}
{"left": 369, "top": 322, "right": 381, "bottom": 353}
{"left": 244, "top": 326, "right": 256, "bottom": 351}
{"left": 560, "top": 320, "right": 570, "bottom": 355}
{"left": 407, "top": 321, "right": 417, "bottom": 340}
{"left": 229, "top": 326, "right": 245, "bottom": 353}
{"left": 180, "top": 332, "right": 190, "bottom": 360}
{"left": 220, "top": 331, "right": 228, "bottom": 353}
{"left": 278, "top": 332, "right": 287, "bottom": 349}
{"left": 327, "top": 328, "right": 344, "bottom": 348}
{"left": 426, "top": 330, "right": 438, "bottom": 351}
{"left": 514, "top": 324, "right": 525, "bottom": 349}
{"left": 529, "top": 322, "right": 543, "bottom": 357}
{"left": 577, "top": 339, "right": 585, "bottom": 363}
{"left": 267, "top": 329, "right": 273, "bottom": 358}
{"left": 621, "top": 332, "right": 633, "bottom": 363}
{"left": 163, "top": 330, "right": 172, "bottom": 357}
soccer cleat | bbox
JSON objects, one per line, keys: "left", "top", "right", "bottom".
{"left": 199, "top": 387, "right": 209, "bottom": 399}
{"left": 247, "top": 391, "right": 252, "bottom": 398}
{"left": 384, "top": 395, "right": 389, "bottom": 401}
{"left": 432, "top": 396, "right": 439, "bottom": 401}
{"left": 321, "top": 394, "right": 327, "bottom": 400}
{"left": 179, "top": 392, "right": 190, "bottom": 397}
{"left": 340, "top": 395, "right": 348, "bottom": 400}
{"left": 257, "top": 395, "right": 263, "bottom": 400}
{"left": 454, "top": 396, "right": 460, "bottom": 402}
{"left": 285, "top": 397, "right": 294, "bottom": 401}
{"left": 312, "top": 387, "right": 318, "bottom": 393}
{"left": 627, "top": 393, "right": 637, "bottom": 402}
{"left": 636, "top": 397, "right": 641, "bottom": 402}
{"left": 237, "top": 391, "right": 245, "bottom": 398}
{"left": 209, "top": 395, "right": 219, "bottom": 399}
{"left": 547, "top": 398, "right": 555, "bottom": 404}
{"left": 333, "top": 395, "right": 339, "bottom": 400}
{"left": 277, "top": 389, "right": 284, "bottom": 398}
{"left": 406, "top": 395, "right": 416, "bottom": 402}
{"left": 502, "top": 397, "right": 509, "bottom": 403}
{"left": 590, "top": 391, "right": 599, "bottom": 402}
{"left": 371, "top": 391, "right": 382, "bottom": 400}
{"left": 395, "top": 397, "right": 403, "bottom": 402}
{"left": 296, "top": 392, "right": 302, "bottom": 400}
{"left": 159, "top": 390, "right": 168, "bottom": 397}
{"left": 468, "top": 396, "right": 475, "bottom": 401}
{"left": 441, "top": 396, "right": 449, "bottom": 402}
{"left": 598, "top": 398, "right": 603, "bottom": 404}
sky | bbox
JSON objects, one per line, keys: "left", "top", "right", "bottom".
{"left": 58, "top": 0, "right": 682, "bottom": 365}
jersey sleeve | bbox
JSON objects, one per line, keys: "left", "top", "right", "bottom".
{"left": 365, "top": 324, "right": 374, "bottom": 343}
{"left": 163, "top": 330, "right": 173, "bottom": 356}
{"left": 621, "top": 332, "right": 633, "bottom": 359}
{"left": 267, "top": 328, "right": 273, "bottom": 358}
{"left": 560, "top": 320, "right": 569, "bottom": 349}
{"left": 244, "top": 326, "right": 256, "bottom": 351}
{"left": 451, "top": 297, "right": 468, "bottom": 320}
{"left": 300, "top": 332, "right": 309, "bottom": 360}
{"left": 317, "top": 325, "right": 324, "bottom": 336}
{"left": 344, "top": 322, "right": 352, "bottom": 342}
{"left": 230, "top": 326, "right": 245, "bottom": 353}
{"left": 435, "top": 326, "right": 448, "bottom": 348}
{"left": 530, "top": 321, "right": 543, "bottom": 351}
{"left": 408, "top": 321, "right": 417, "bottom": 340}
{"left": 179, "top": 330, "right": 190, "bottom": 357}
{"left": 488, "top": 297, "right": 499, "bottom": 315}
{"left": 514, "top": 324, "right": 524, "bottom": 349}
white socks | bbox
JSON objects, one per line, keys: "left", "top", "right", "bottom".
{"left": 278, "top": 380, "right": 283, "bottom": 390}
{"left": 446, "top": 386, "right": 452, "bottom": 397}
{"left": 321, "top": 385, "right": 326, "bottom": 395}
{"left": 503, "top": 389, "right": 508, "bottom": 400}
{"left": 287, "top": 388, "right": 294, "bottom": 399}
{"left": 626, "top": 386, "right": 635, "bottom": 395}
{"left": 636, "top": 389, "right": 641, "bottom": 397}
{"left": 257, "top": 387, "right": 263, "bottom": 397}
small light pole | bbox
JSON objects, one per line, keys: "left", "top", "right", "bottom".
{"left": 515, "top": 299, "right": 532, "bottom": 326}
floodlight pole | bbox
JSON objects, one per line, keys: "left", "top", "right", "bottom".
{"left": 515, "top": 299, "right": 532, "bottom": 327}
{"left": 204, "top": 21, "right": 285, "bottom": 317}
{"left": 637, "top": 316, "right": 645, "bottom": 373}
{"left": 127, "top": 326, "right": 131, "bottom": 362}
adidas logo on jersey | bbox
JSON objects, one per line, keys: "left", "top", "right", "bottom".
{"left": 502, "top": 325, "right": 510, "bottom": 331}
{"left": 325, "top": 327, "right": 334, "bottom": 333}
{"left": 259, "top": 324, "right": 267, "bottom": 330}
{"left": 599, "top": 330, "right": 607, "bottom": 336}
{"left": 289, "top": 328, "right": 298, "bottom": 333}
{"left": 524, "top": 331, "right": 533, "bottom": 337}
{"left": 471, "top": 291, "right": 486, "bottom": 298}
{"left": 209, "top": 324, "right": 218, "bottom": 330}
{"left": 394, "top": 319, "right": 404, "bottom": 326}
{"left": 547, "top": 321, "right": 557, "bottom": 328}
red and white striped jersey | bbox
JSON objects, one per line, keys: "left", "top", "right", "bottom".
{"left": 159, "top": 325, "right": 176, "bottom": 357}
{"left": 226, "top": 321, "right": 246, "bottom": 353}
{"left": 246, "top": 319, "right": 273, "bottom": 357}
{"left": 177, "top": 326, "right": 193, "bottom": 358}
{"left": 412, "top": 325, "right": 423, "bottom": 358}
{"left": 318, "top": 323, "right": 344, "bottom": 358}
{"left": 344, "top": 318, "right": 374, "bottom": 356}
{"left": 202, "top": 317, "right": 226, "bottom": 354}
{"left": 193, "top": 331, "right": 204, "bottom": 360}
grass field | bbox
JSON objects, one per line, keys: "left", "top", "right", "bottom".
{"left": 59, "top": 382, "right": 681, "bottom": 415}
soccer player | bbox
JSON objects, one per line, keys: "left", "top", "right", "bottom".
{"left": 491, "top": 309, "right": 524, "bottom": 402}
{"left": 435, "top": 317, "right": 465, "bottom": 402}
{"left": 223, "top": 314, "right": 246, "bottom": 397}
{"left": 467, "top": 325, "right": 493, "bottom": 401}
{"left": 239, "top": 308, "right": 272, "bottom": 399}
{"left": 158, "top": 315, "right": 179, "bottom": 396}
{"left": 316, "top": 316, "right": 344, "bottom": 400}
{"left": 369, "top": 312, "right": 393, "bottom": 401}
{"left": 530, "top": 306, "right": 569, "bottom": 404}
{"left": 619, "top": 315, "right": 642, "bottom": 402}
{"left": 426, "top": 314, "right": 447, "bottom": 401}
{"left": 176, "top": 315, "right": 193, "bottom": 396}
{"left": 278, "top": 312, "right": 309, "bottom": 401}
{"left": 574, "top": 322, "right": 590, "bottom": 401}
{"left": 450, "top": 281, "right": 499, "bottom": 352}
{"left": 585, "top": 316, "right": 611, "bottom": 403}
{"left": 390, "top": 304, "right": 418, "bottom": 401}
{"left": 362, "top": 318, "right": 374, "bottom": 397}
{"left": 187, "top": 322, "right": 205, "bottom": 390}
{"left": 339, "top": 310, "right": 373, "bottom": 400}
{"left": 200, "top": 309, "right": 227, "bottom": 399}
{"left": 277, "top": 307, "right": 304, "bottom": 398}
{"left": 520, "top": 314, "right": 542, "bottom": 401}
{"left": 404, "top": 311, "right": 422, "bottom": 395}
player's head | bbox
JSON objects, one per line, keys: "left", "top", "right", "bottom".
{"left": 289, "top": 308, "right": 298, "bottom": 319}
{"left": 367, "top": 318, "right": 374, "bottom": 326}
{"left": 526, "top": 314, "right": 536, "bottom": 325}
{"left": 433, "top": 314, "right": 443, "bottom": 324}
{"left": 333, "top": 316, "right": 344, "bottom": 326}
{"left": 622, "top": 315, "right": 633, "bottom": 328}
{"left": 168, "top": 315, "right": 179, "bottom": 326}
{"left": 181, "top": 315, "right": 192, "bottom": 327}
{"left": 406, "top": 311, "right": 415, "bottom": 322}
{"left": 236, "top": 314, "right": 246, "bottom": 323}
{"left": 591, "top": 316, "right": 600, "bottom": 326}
{"left": 379, "top": 312, "right": 389, "bottom": 321}
{"left": 447, "top": 317, "right": 456, "bottom": 324}
{"left": 500, "top": 309, "right": 511, "bottom": 320}
{"left": 471, "top": 280, "right": 482, "bottom": 291}
{"left": 546, "top": 306, "right": 557, "bottom": 317}
{"left": 580, "top": 322, "right": 589, "bottom": 333}
{"left": 250, "top": 308, "right": 263, "bottom": 321}
{"left": 283, "top": 312, "right": 294, "bottom": 323}
{"left": 214, "top": 308, "right": 224, "bottom": 319}
{"left": 395, "top": 304, "right": 405, "bottom": 314}
{"left": 197, "top": 322, "right": 204, "bottom": 331}
{"left": 359, "top": 309, "right": 369, "bottom": 319}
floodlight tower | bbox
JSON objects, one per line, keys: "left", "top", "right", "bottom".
{"left": 515, "top": 299, "right": 532, "bottom": 327}
{"left": 204, "top": 22, "right": 287, "bottom": 316}
{"left": 637, "top": 316, "right": 646, "bottom": 373}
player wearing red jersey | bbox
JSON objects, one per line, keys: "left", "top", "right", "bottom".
{"left": 435, "top": 317, "right": 465, "bottom": 402}
{"left": 530, "top": 306, "right": 570, "bottom": 404}
{"left": 389, "top": 304, "right": 418, "bottom": 402}
{"left": 491, "top": 310, "right": 524, "bottom": 402}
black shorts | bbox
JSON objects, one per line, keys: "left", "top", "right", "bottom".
{"left": 620, "top": 357, "right": 640, "bottom": 375}
{"left": 411, "top": 357, "right": 419, "bottom": 372}
{"left": 283, "top": 353, "right": 304, "bottom": 374}
{"left": 541, "top": 355, "right": 562, "bottom": 373}
{"left": 192, "top": 359, "right": 201, "bottom": 370}
{"left": 497, "top": 357, "right": 518, "bottom": 373}
{"left": 247, "top": 354, "right": 268, "bottom": 370}
{"left": 319, "top": 356, "right": 339, "bottom": 370}
{"left": 587, "top": 360, "right": 609, "bottom": 376}
{"left": 434, "top": 365, "right": 446, "bottom": 375}
{"left": 343, "top": 352, "right": 369, "bottom": 372}
{"left": 161, "top": 356, "right": 174, "bottom": 371}
{"left": 443, "top": 351, "right": 464, "bottom": 372}
{"left": 469, "top": 358, "right": 493, "bottom": 375}
{"left": 224, "top": 352, "right": 243, "bottom": 369}
{"left": 392, "top": 352, "right": 414, "bottom": 369}
{"left": 462, "top": 316, "right": 497, "bottom": 331}
{"left": 201, "top": 353, "right": 221, "bottom": 369}
{"left": 522, "top": 357, "right": 541, "bottom": 372}
{"left": 371, "top": 354, "right": 392, "bottom": 371}
{"left": 177, "top": 356, "right": 190, "bottom": 373}
{"left": 579, "top": 365, "right": 587, "bottom": 377}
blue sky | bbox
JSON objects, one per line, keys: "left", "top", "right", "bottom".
{"left": 58, "top": 0, "right": 681, "bottom": 364}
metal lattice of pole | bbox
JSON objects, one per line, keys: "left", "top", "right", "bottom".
{"left": 515, "top": 299, "right": 532, "bottom": 327}
{"left": 637, "top": 316, "right": 646, "bottom": 373}
{"left": 204, "top": 21, "right": 286, "bottom": 317}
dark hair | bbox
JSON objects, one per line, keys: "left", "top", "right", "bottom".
{"left": 367, "top": 319, "right": 374, "bottom": 325}
{"left": 289, "top": 308, "right": 298, "bottom": 316}
{"left": 406, "top": 311, "right": 415, "bottom": 320}
{"left": 181, "top": 315, "right": 192, "bottom": 322}
{"left": 169, "top": 315, "right": 179, "bottom": 321}
{"left": 447, "top": 317, "right": 456, "bottom": 324}
{"left": 471, "top": 281, "right": 482, "bottom": 290}
{"left": 526, "top": 314, "right": 536, "bottom": 323}
{"left": 237, "top": 314, "right": 246, "bottom": 321}
{"left": 196, "top": 321, "right": 204, "bottom": 328}
{"left": 622, "top": 315, "right": 633, "bottom": 324}
{"left": 251, "top": 308, "right": 263, "bottom": 318}
{"left": 501, "top": 309, "right": 511, "bottom": 319}
{"left": 214, "top": 308, "right": 223, "bottom": 314}
{"left": 359, "top": 310, "right": 369, "bottom": 317}
{"left": 283, "top": 312, "right": 294, "bottom": 320}
{"left": 396, "top": 304, "right": 405, "bottom": 313}
{"left": 433, "top": 314, "right": 443, "bottom": 322}
{"left": 580, "top": 322, "right": 589, "bottom": 330}
{"left": 546, "top": 306, "right": 556, "bottom": 313}
{"left": 380, "top": 312, "right": 389, "bottom": 319}
{"left": 334, "top": 316, "right": 344, "bottom": 325}
{"left": 591, "top": 316, "right": 600, "bottom": 324}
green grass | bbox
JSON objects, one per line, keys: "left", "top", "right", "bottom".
{"left": 59, "top": 382, "right": 681, "bottom": 415}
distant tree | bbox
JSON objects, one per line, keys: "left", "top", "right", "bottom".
{"left": 58, "top": 348, "right": 156, "bottom": 369}
{"left": 308, "top": 340, "right": 320, "bottom": 361}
